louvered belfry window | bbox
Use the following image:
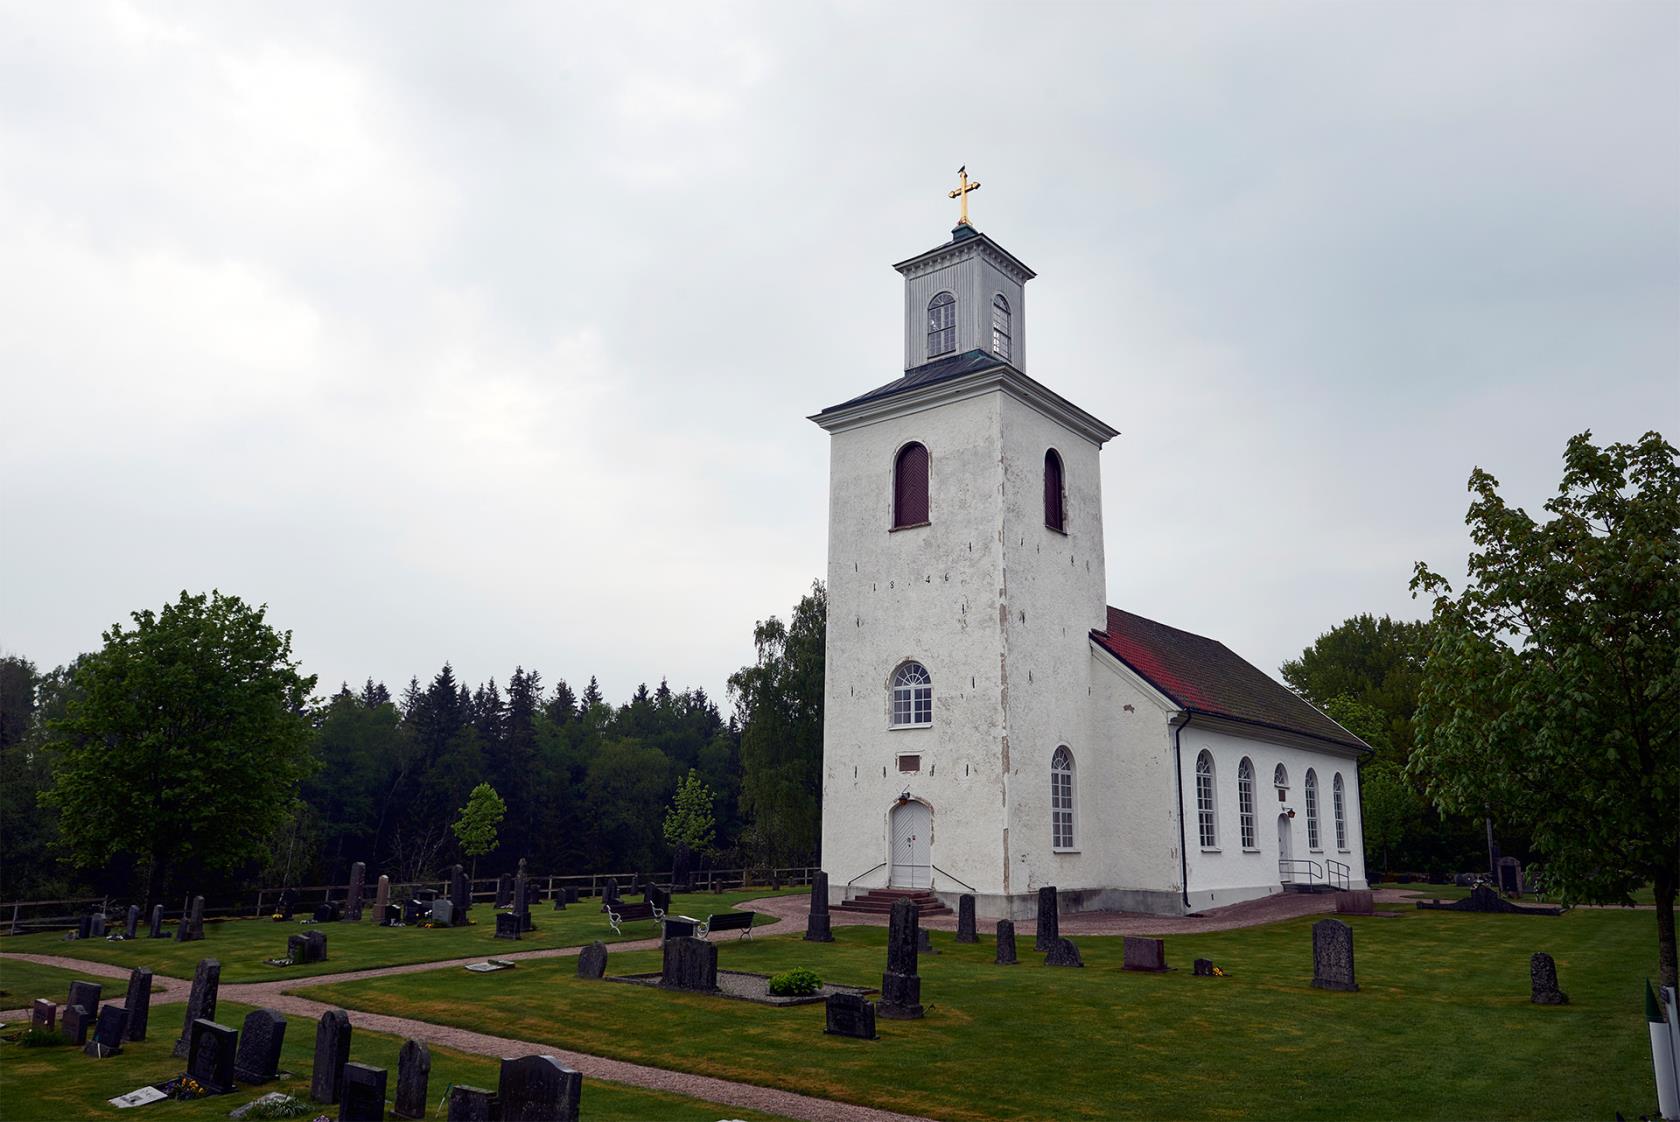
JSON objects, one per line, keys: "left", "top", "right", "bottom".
{"left": 894, "top": 442, "right": 930, "bottom": 527}
{"left": 927, "top": 292, "right": 956, "bottom": 357}
{"left": 1044, "top": 449, "right": 1065, "bottom": 531}
{"left": 992, "top": 294, "right": 1011, "bottom": 360}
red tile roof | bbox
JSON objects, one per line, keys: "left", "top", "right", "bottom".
{"left": 1092, "top": 607, "right": 1368, "bottom": 752}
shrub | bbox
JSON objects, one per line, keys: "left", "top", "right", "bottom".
{"left": 12, "top": 1028, "right": 67, "bottom": 1048}
{"left": 768, "top": 967, "right": 822, "bottom": 996}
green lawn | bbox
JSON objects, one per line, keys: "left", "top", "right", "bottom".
{"left": 0, "top": 891, "right": 793, "bottom": 984}
{"left": 0, "top": 962, "right": 169, "bottom": 1012}
{"left": 0, "top": 999, "right": 790, "bottom": 1121}
{"left": 304, "top": 908, "right": 1665, "bottom": 1121}
{"left": 1377, "top": 882, "right": 1665, "bottom": 906}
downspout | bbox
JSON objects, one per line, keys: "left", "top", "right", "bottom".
{"left": 1172, "top": 711, "right": 1194, "bottom": 910}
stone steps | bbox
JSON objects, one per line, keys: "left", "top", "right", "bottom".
{"left": 835, "top": 888, "right": 952, "bottom": 918}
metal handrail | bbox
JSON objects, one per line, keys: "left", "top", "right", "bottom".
{"left": 845, "top": 862, "right": 887, "bottom": 895}
{"left": 930, "top": 864, "right": 976, "bottom": 893}
{"left": 1326, "top": 859, "right": 1351, "bottom": 891}
{"left": 1278, "top": 858, "right": 1323, "bottom": 885}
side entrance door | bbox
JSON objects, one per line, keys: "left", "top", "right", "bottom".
{"left": 889, "top": 800, "right": 931, "bottom": 888}
{"left": 1277, "top": 813, "right": 1294, "bottom": 882}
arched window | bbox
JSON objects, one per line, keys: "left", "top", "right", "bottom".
{"left": 1195, "top": 750, "right": 1217, "bottom": 848}
{"left": 893, "top": 442, "right": 929, "bottom": 528}
{"left": 1333, "top": 773, "right": 1347, "bottom": 849}
{"left": 890, "top": 662, "right": 933, "bottom": 728}
{"left": 1305, "top": 769, "right": 1321, "bottom": 849}
{"left": 1238, "top": 757, "right": 1256, "bottom": 849}
{"left": 991, "top": 293, "right": 1011, "bottom": 360}
{"left": 1051, "top": 746, "right": 1075, "bottom": 850}
{"left": 927, "top": 292, "right": 956, "bottom": 357}
{"left": 1273, "top": 763, "right": 1289, "bottom": 802}
{"left": 1043, "top": 449, "right": 1065, "bottom": 532}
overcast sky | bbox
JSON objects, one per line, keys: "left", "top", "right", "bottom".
{"left": 2, "top": 2, "right": 1675, "bottom": 710}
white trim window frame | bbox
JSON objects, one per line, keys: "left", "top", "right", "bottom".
{"left": 890, "top": 662, "right": 933, "bottom": 728}
{"left": 1238, "top": 757, "right": 1257, "bottom": 850}
{"left": 927, "top": 292, "right": 956, "bottom": 357}
{"left": 991, "top": 293, "right": 1011, "bottom": 360}
{"left": 1195, "top": 750, "right": 1218, "bottom": 849}
{"left": 1051, "top": 746, "right": 1076, "bottom": 851}
{"left": 1305, "top": 769, "right": 1321, "bottom": 850}
{"left": 1333, "top": 772, "right": 1348, "bottom": 850}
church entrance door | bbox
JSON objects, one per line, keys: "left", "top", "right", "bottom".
{"left": 889, "top": 800, "right": 932, "bottom": 888}
{"left": 1277, "top": 813, "right": 1294, "bottom": 881}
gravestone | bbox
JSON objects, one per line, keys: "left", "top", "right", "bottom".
{"left": 415, "top": 887, "right": 437, "bottom": 904}
{"left": 660, "top": 936, "right": 718, "bottom": 992}
{"left": 499, "top": 1054, "right": 581, "bottom": 1122}
{"left": 186, "top": 1018, "right": 238, "bottom": 1094}
{"left": 449, "top": 865, "right": 471, "bottom": 922}
{"left": 373, "top": 875, "right": 391, "bottom": 919}
{"left": 1122, "top": 936, "right": 1168, "bottom": 972}
{"left": 339, "top": 1062, "right": 388, "bottom": 1122}
{"left": 1499, "top": 857, "right": 1524, "bottom": 896}
{"left": 1035, "top": 886, "right": 1059, "bottom": 951}
{"left": 403, "top": 899, "right": 428, "bottom": 925}
{"left": 513, "top": 872, "right": 535, "bottom": 932}
{"left": 382, "top": 904, "right": 401, "bottom": 926}
{"left": 91, "top": 912, "right": 108, "bottom": 937}
{"left": 311, "top": 1009, "right": 353, "bottom": 1104}
{"left": 671, "top": 843, "right": 695, "bottom": 892}
{"left": 393, "top": 1039, "right": 431, "bottom": 1120}
{"left": 495, "top": 913, "right": 522, "bottom": 940}
{"left": 61, "top": 1004, "right": 92, "bottom": 1045}
{"left": 917, "top": 927, "right": 938, "bottom": 954}
{"left": 1415, "top": 884, "right": 1562, "bottom": 916}
{"left": 313, "top": 901, "right": 341, "bottom": 923}
{"left": 446, "top": 1085, "right": 498, "bottom": 1120}
{"left": 1530, "top": 952, "right": 1568, "bottom": 1005}
{"left": 645, "top": 883, "right": 671, "bottom": 916}
{"left": 1193, "top": 958, "right": 1215, "bottom": 976}
{"left": 602, "top": 878, "right": 620, "bottom": 905}
{"left": 148, "top": 904, "right": 165, "bottom": 938}
{"left": 552, "top": 893, "right": 567, "bottom": 911}
{"left": 430, "top": 898, "right": 454, "bottom": 926}
{"left": 345, "top": 862, "right": 367, "bottom": 921}
{"left": 576, "top": 941, "right": 608, "bottom": 980}
{"left": 804, "top": 871, "right": 833, "bottom": 942}
{"left": 824, "top": 992, "right": 878, "bottom": 1040}
{"left": 1311, "top": 918, "right": 1359, "bottom": 992}
{"left": 1335, "top": 890, "right": 1376, "bottom": 916}
{"left": 496, "top": 874, "right": 513, "bottom": 909}
{"left": 125, "top": 904, "right": 140, "bottom": 939}
{"left": 77, "top": 914, "right": 92, "bottom": 940}
{"left": 66, "top": 980, "right": 102, "bottom": 1022}
{"left": 188, "top": 895, "right": 205, "bottom": 939}
{"left": 276, "top": 888, "right": 300, "bottom": 920}
{"left": 173, "top": 896, "right": 190, "bottom": 941}
{"left": 234, "top": 1009, "right": 286, "bottom": 1083}
{"left": 956, "top": 894, "right": 977, "bottom": 943}
{"left": 85, "top": 1005, "right": 129, "bottom": 1057}
{"left": 289, "top": 931, "right": 328, "bottom": 964}
{"left": 1043, "top": 937, "right": 1084, "bottom": 967}
{"left": 173, "top": 958, "right": 220, "bottom": 1057}
{"left": 878, "top": 896, "right": 923, "bottom": 1019}
{"left": 662, "top": 915, "right": 698, "bottom": 941}
{"left": 123, "top": 967, "right": 153, "bottom": 1040}
{"left": 995, "top": 919, "right": 1018, "bottom": 965}
{"left": 31, "top": 999, "right": 55, "bottom": 1031}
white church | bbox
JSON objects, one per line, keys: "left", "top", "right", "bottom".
{"left": 812, "top": 195, "right": 1370, "bottom": 919}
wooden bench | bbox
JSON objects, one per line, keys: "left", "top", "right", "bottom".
{"left": 697, "top": 911, "right": 755, "bottom": 941}
{"left": 603, "top": 900, "right": 663, "bottom": 936}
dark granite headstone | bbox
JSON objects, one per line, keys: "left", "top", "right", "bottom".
{"left": 602, "top": 878, "right": 620, "bottom": 905}
{"left": 31, "top": 999, "right": 55, "bottom": 1031}
{"left": 917, "top": 927, "right": 938, "bottom": 954}
{"left": 188, "top": 895, "right": 205, "bottom": 939}
{"left": 1311, "top": 918, "right": 1358, "bottom": 992}
{"left": 1035, "top": 885, "right": 1059, "bottom": 951}
{"left": 403, "top": 899, "right": 428, "bottom": 925}
{"left": 61, "top": 1003, "right": 92, "bottom": 1044}
{"left": 1193, "top": 958, "right": 1215, "bottom": 976}
{"left": 1122, "top": 936, "right": 1168, "bottom": 972}
{"left": 660, "top": 936, "right": 718, "bottom": 992}
{"left": 415, "top": 887, "right": 437, "bottom": 903}
{"left": 382, "top": 903, "right": 402, "bottom": 926}
{"left": 449, "top": 864, "right": 471, "bottom": 922}
{"left": 513, "top": 874, "right": 535, "bottom": 932}
{"left": 148, "top": 904, "right": 165, "bottom": 938}
{"left": 496, "top": 874, "right": 513, "bottom": 909}
{"left": 1498, "top": 856, "right": 1524, "bottom": 896}
{"left": 186, "top": 1018, "right": 237, "bottom": 1093}
{"left": 662, "top": 915, "right": 698, "bottom": 940}
{"left": 339, "top": 1061, "right": 388, "bottom": 1122}
{"left": 955, "top": 894, "right": 977, "bottom": 943}
{"left": 645, "top": 883, "right": 670, "bottom": 917}
{"left": 234, "top": 1008, "right": 286, "bottom": 1083}
{"left": 446, "top": 1085, "right": 498, "bottom": 1120}
{"left": 995, "top": 919, "right": 1018, "bottom": 965}
{"left": 77, "top": 914, "right": 93, "bottom": 940}
{"left": 313, "top": 901, "right": 341, "bottom": 923}
{"left": 1530, "top": 952, "right": 1568, "bottom": 1004}
{"left": 804, "top": 871, "right": 833, "bottom": 942}
{"left": 311, "top": 1009, "right": 353, "bottom": 1103}
{"left": 576, "top": 941, "right": 608, "bottom": 979}
{"left": 125, "top": 904, "right": 140, "bottom": 939}
{"left": 173, "top": 959, "right": 220, "bottom": 1057}
{"left": 85, "top": 1005, "right": 129, "bottom": 1057}
{"left": 564, "top": 887, "right": 579, "bottom": 905}
{"left": 495, "top": 912, "right": 522, "bottom": 940}
{"left": 345, "top": 862, "right": 367, "bottom": 922}
{"left": 879, "top": 896, "right": 923, "bottom": 1019}
{"left": 393, "top": 1039, "right": 431, "bottom": 1120}
{"left": 288, "top": 929, "right": 329, "bottom": 964}
{"left": 66, "top": 980, "right": 102, "bottom": 1022}
{"left": 173, "top": 895, "right": 190, "bottom": 941}
{"left": 123, "top": 967, "right": 153, "bottom": 1040}
{"left": 276, "top": 888, "right": 300, "bottom": 920}
{"left": 499, "top": 1054, "right": 581, "bottom": 1122}
{"left": 1043, "top": 936, "right": 1084, "bottom": 967}
{"left": 824, "top": 992, "right": 878, "bottom": 1039}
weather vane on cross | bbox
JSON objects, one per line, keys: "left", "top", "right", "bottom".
{"left": 949, "top": 165, "right": 981, "bottom": 226}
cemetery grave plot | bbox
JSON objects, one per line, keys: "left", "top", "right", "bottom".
{"left": 0, "top": 999, "right": 793, "bottom": 1122}
{"left": 0, "top": 962, "right": 159, "bottom": 1011}
{"left": 0, "top": 889, "right": 794, "bottom": 984}
{"left": 298, "top": 907, "right": 1663, "bottom": 1122}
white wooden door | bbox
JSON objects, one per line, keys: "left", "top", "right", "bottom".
{"left": 1277, "top": 813, "right": 1294, "bottom": 881}
{"left": 890, "top": 801, "right": 931, "bottom": 888}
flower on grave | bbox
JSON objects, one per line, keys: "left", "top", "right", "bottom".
{"left": 1211, "top": 965, "right": 1227, "bottom": 977}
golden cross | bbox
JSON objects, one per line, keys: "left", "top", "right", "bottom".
{"left": 948, "top": 165, "right": 981, "bottom": 226}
